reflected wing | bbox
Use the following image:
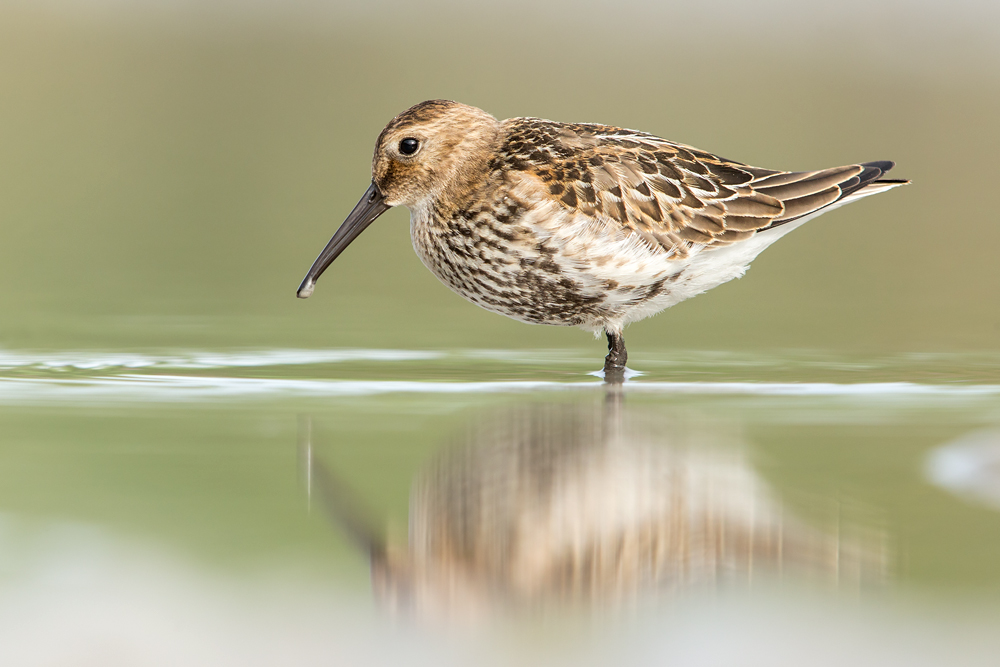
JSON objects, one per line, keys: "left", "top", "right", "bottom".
{"left": 499, "top": 118, "right": 904, "bottom": 259}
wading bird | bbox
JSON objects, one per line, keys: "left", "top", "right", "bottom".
{"left": 297, "top": 100, "right": 906, "bottom": 381}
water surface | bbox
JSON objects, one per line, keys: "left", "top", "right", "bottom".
{"left": 3, "top": 349, "right": 1000, "bottom": 664}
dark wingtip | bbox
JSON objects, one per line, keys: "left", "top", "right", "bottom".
{"left": 763, "top": 160, "right": 906, "bottom": 230}
{"left": 844, "top": 160, "right": 906, "bottom": 197}
{"left": 861, "top": 160, "right": 895, "bottom": 173}
{"left": 858, "top": 161, "right": 911, "bottom": 185}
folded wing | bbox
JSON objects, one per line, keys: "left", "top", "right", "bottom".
{"left": 499, "top": 118, "right": 906, "bottom": 259}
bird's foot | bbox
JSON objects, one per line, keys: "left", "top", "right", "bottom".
{"left": 603, "top": 331, "right": 628, "bottom": 384}
{"left": 602, "top": 358, "right": 627, "bottom": 384}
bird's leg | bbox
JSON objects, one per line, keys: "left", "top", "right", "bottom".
{"left": 603, "top": 330, "right": 627, "bottom": 384}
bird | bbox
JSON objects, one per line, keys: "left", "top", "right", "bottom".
{"left": 296, "top": 100, "right": 907, "bottom": 381}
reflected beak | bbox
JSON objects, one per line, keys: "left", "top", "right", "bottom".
{"left": 296, "top": 181, "right": 391, "bottom": 298}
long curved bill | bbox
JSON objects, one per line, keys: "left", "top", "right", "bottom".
{"left": 296, "top": 182, "right": 391, "bottom": 298}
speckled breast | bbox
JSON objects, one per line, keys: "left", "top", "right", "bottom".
{"left": 408, "top": 207, "right": 617, "bottom": 328}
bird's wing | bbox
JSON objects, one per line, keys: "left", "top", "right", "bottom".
{"left": 498, "top": 118, "right": 900, "bottom": 259}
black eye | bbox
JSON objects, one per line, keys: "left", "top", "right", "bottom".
{"left": 399, "top": 138, "right": 420, "bottom": 155}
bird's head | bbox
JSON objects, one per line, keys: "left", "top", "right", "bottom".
{"left": 297, "top": 100, "right": 500, "bottom": 298}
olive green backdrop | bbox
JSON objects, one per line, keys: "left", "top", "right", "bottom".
{"left": 2, "top": 4, "right": 997, "bottom": 355}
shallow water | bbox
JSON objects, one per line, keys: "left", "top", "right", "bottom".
{"left": 3, "top": 348, "right": 1000, "bottom": 664}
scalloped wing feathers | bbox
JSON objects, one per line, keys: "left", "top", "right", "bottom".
{"left": 495, "top": 118, "right": 899, "bottom": 259}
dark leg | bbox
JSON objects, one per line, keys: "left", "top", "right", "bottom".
{"left": 603, "top": 329, "right": 628, "bottom": 384}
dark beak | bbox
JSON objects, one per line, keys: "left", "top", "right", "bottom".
{"left": 296, "top": 181, "right": 391, "bottom": 298}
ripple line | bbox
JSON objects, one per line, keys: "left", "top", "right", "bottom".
{"left": 1, "top": 374, "right": 999, "bottom": 406}
{"left": 0, "top": 348, "right": 442, "bottom": 371}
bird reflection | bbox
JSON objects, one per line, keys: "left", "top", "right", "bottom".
{"left": 301, "top": 393, "right": 885, "bottom": 621}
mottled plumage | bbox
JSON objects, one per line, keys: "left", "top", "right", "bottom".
{"left": 297, "top": 100, "right": 907, "bottom": 378}
{"left": 304, "top": 403, "right": 886, "bottom": 621}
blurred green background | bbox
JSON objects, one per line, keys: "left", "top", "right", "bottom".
{"left": 2, "top": 4, "right": 1000, "bottom": 659}
{"left": 2, "top": 0, "right": 997, "bottom": 354}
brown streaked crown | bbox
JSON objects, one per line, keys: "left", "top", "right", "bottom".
{"left": 372, "top": 100, "right": 501, "bottom": 208}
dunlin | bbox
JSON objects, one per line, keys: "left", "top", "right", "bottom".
{"left": 297, "top": 100, "right": 907, "bottom": 380}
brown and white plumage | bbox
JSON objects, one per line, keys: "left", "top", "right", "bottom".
{"left": 305, "top": 403, "right": 886, "bottom": 621}
{"left": 297, "top": 100, "right": 908, "bottom": 378}
{"left": 498, "top": 116, "right": 901, "bottom": 255}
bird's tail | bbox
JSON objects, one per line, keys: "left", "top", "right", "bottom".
{"left": 837, "top": 160, "right": 910, "bottom": 206}
{"left": 764, "top": 160, "right": 909, "bottom": 229}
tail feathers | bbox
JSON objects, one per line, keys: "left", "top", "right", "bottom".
{"left": 838, "top": 178, "right": 908, "bottom": 205}
{"left": 765, "top": 160, "right": 908, "bottom": 229}
{"left": 837, "top": 161, "right": 910, "bottom": 206}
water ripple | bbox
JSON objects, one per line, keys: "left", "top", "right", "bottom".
{"left": 0, "top": 348, "right": 441, "bottom": 371}
{"left": 1, "top": 374, "right": 999, "bottom": 405}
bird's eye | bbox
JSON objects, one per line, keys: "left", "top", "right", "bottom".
{"left": 398, "top": 138, "right": 420, "bottom": 155}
